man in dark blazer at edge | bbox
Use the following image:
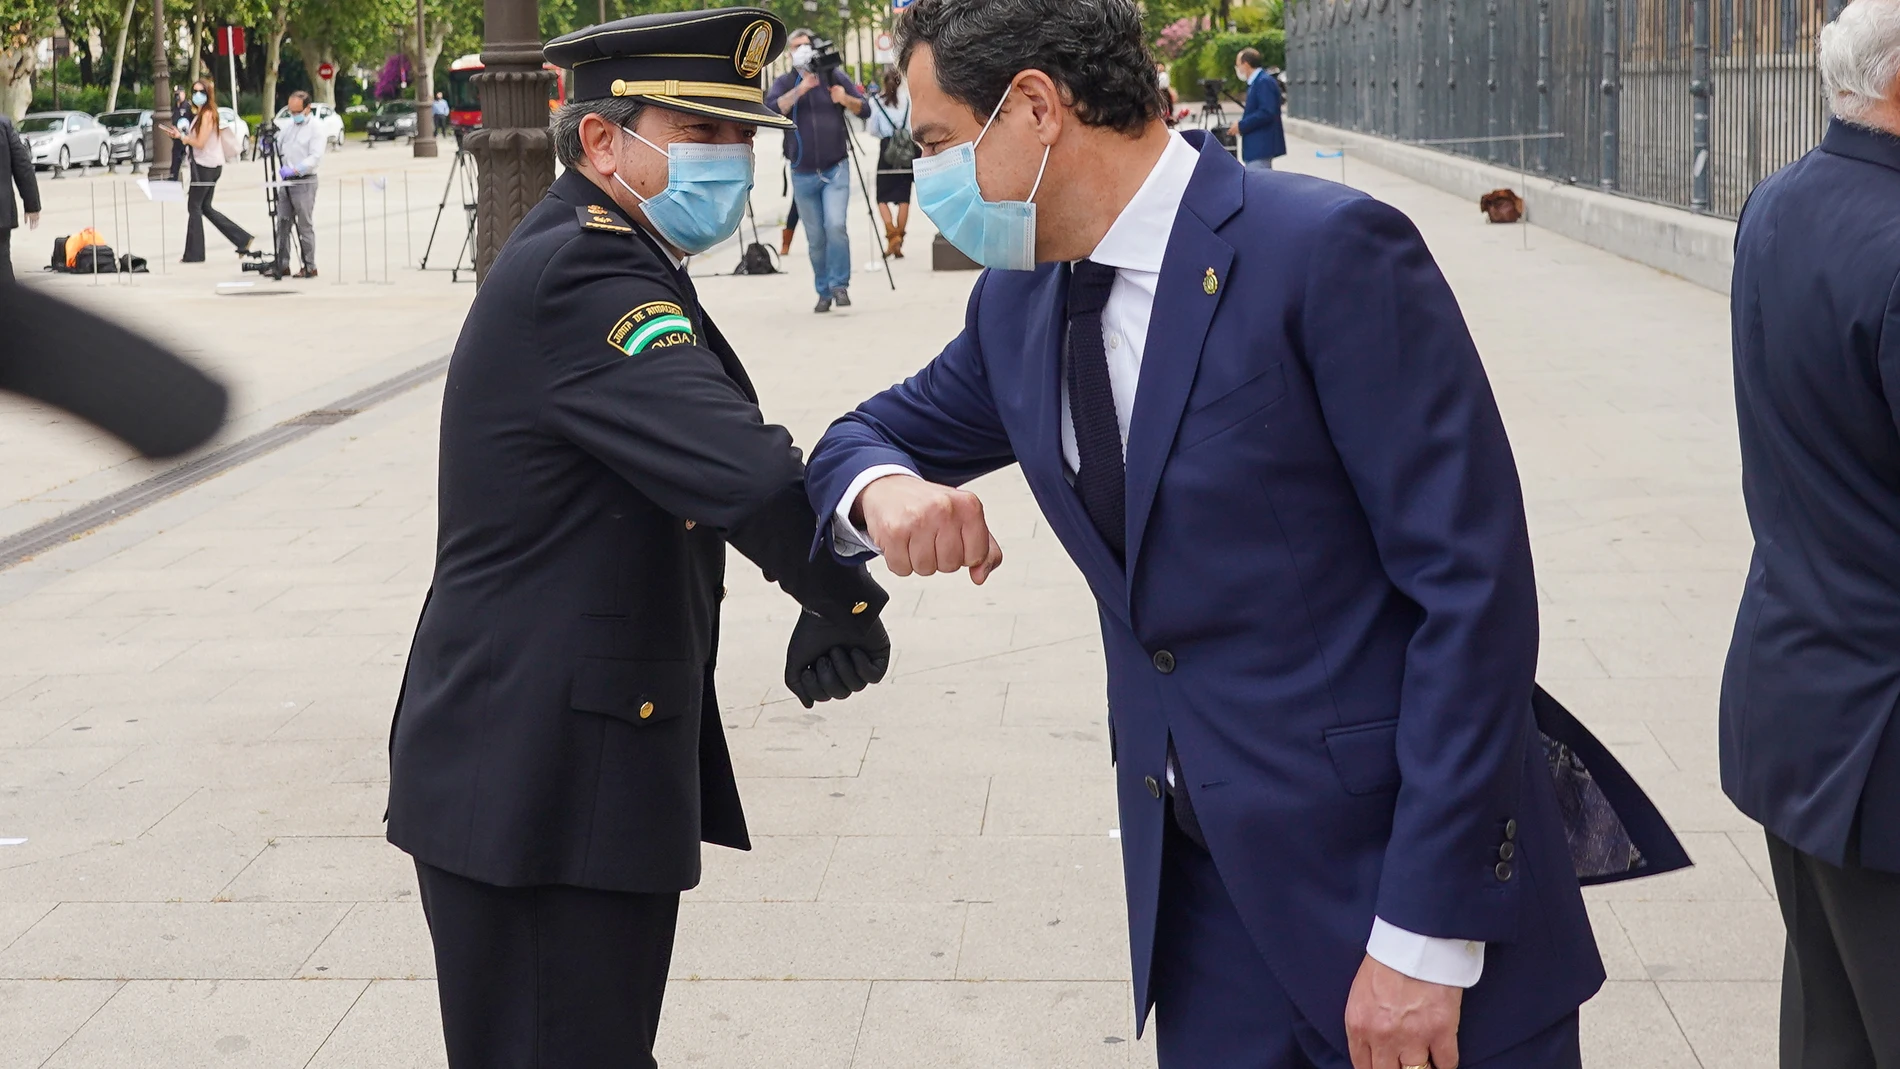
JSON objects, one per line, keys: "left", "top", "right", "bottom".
{"left": 2, "top": 110, "right": 43, "bottom": 282}
{"left": 384, "top": 10, "right": 893, "bottom": 1068}
{"left": 1722, "top": 2, "right": 1900, "bottom": 1064}
{"left": 807, "top": 1, "right": 1605, "bottom": 1066}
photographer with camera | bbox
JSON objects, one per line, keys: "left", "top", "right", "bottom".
{"left": 271, "top": 92, "right": 326, "bottom": 279}
{"left": 766, "top": 30, "right": 868, "bottom": 313}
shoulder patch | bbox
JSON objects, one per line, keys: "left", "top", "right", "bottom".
{"left": 579, "top": 203, "right": 634, "bottom": 234}
{"left": 609, "top": 301, "right": 697, "bottom": 355}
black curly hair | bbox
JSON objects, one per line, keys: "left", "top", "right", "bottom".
{"left": 895, "top": 0, "right": 1168, "bottom": 136}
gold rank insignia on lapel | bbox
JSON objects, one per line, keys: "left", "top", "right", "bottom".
{"left": 1203, "top": 268, "right": 1221, "bottom": 296}
{"left": 609, "top": 301, "right": 696, "bottom": 355}
{"left": 579, "top": 204, "right": 634, "bottom": 234}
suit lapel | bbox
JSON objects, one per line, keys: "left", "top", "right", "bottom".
{"left": 1123, "top": 137, "right": 1245, "bottom": 576}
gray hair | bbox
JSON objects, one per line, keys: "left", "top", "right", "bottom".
{"left": 1820, "top": 0, "right": 1900, "bottom": 125}
{"left": 552, "top": 97, "right": 647, "bottom": 168}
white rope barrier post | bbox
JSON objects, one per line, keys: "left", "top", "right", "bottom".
{"left": 334, "top": 174, "right": 347, "bottom": 286}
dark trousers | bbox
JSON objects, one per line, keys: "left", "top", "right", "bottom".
{"left": 1767, "top": 832, "right": 1900, "bottom": 1069}
{"left": 414, "top": 860, "right": 681, "bottom": 1069}
{"left": 183, "top": 162, "right": 252, "bottom": 262}
{"left": 0, "top": 227, "right": 12, "bottom": 282}
{"left": 1149, "top": 809, "right": 1582, "bottom": 1069}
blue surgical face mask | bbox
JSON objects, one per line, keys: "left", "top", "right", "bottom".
{"left": 191, "top": 91, "right": 208, "bottom": 107}
{"left": 612, "top": 127, "right": 754, "bottom": 256}
{"left": 292, "top": 111, "right": 309, "bottom": 124}
{"left": 911, "top": 86, "right": 1050, "bottom": 272}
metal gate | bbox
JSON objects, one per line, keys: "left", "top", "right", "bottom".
{"left": 1285, "top": 0, "right": 1839, "bottom": 217}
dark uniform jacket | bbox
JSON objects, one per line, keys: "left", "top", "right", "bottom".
{"left": 2, "top": 115, "right": 42, "bottom": 232}
{"left": 1723, "top": 119, "right": 1900, "bottom": 873}
{"left": 388, "top": 169, "right": 885, "bottom": 893}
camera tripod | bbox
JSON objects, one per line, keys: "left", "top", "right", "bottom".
{"left": 241, "top": 127, "right": 288, "bottom": 279}
{"left": 420, "top": 144, "right": 478, "bottom": 283}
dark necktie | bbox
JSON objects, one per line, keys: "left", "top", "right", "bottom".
{"left": 1066, "top": 259, "right": 1125, "bottom": 560}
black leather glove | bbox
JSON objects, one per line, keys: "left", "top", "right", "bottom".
{"left": 784, "top": 609, "right": 891, "bottom": 709}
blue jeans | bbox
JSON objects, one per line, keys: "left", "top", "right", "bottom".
{"left": 790, "top": 160, "right": 852, "bottom": 297}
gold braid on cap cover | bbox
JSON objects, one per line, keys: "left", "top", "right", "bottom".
{"left": 609, "top": 78, "right": 764, "bottom": 103}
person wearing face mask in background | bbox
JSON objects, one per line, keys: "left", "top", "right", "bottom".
{"left": 158, "top": 80, "right": 255, "bottom": 264}
{"left": 805, "top": 1, "right": 1689, "bottom": 1066}
{"left": 765, "top": 28, "right": 869, "bottom": 312}
{"left": 270, "top": 91, "right": 325, "bottom": 279}
{"left": 385, "top": 11, "right": 895, "bottom": 1069}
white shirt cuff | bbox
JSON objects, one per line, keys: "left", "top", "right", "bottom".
{"left": 1365, "top": 917, "right": 1484, "bottom": 988}
{"left": 830, "top": 464, "right": 920, "bottom": 557}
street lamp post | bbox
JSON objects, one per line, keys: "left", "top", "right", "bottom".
{"left": 414, "top": 0, "right": 438, "bottom": 157}
{"left": 148, "top": 0, "right": 172, "bottom": 181}
{"left": 468, "top": 0, "right": 554, "bottom": 283}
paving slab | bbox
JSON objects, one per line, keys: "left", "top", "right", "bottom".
{"left": 0, "top": 129, "right": 1786, "bottom": 1066}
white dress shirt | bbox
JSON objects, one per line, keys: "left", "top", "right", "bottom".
{"left": 275, "top": 115, "right": 328, "bottom": 178}
{"left": 833, "top": 132, "right": 1484, "bottom": 989}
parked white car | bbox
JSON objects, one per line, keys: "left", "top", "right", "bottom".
{"left": 217, "top": 107, "right": 252, "bottom": 160}
{"left": 19, "top": 111, "right": 112, "bottom": 172}
{"left": 273, "top": 102, "right": 346, "bottom": 150}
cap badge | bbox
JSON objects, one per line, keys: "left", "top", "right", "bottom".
{"left": 734, "top": 19, "right": 773, "bottom": 80}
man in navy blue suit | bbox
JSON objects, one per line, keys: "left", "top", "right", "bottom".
{"left": 1228, "top": 46, "right": 1285, "bottom": 170}
{"left": 1721, "top": 2, "right": 1900, "bottom": 1063}
{"left": 807, "top": 1, "right": 1605, "bottom": 1066}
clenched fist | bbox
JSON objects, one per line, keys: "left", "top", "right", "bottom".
{"left": 855, "top": 474, "right": 1003, "bottom": 584}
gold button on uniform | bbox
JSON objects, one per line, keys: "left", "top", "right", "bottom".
{"left": 851, "top": 601, "right": 868, "bottom": 614}
{"left": 638, "top": 701, "right": 654, "bottom": 719}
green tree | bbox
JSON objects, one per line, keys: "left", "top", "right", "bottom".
{"left": 1, "top": 0, "right": 53, "bottom": 119}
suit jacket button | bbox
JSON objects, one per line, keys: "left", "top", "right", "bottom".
{"left": 1498, "top": 841, "right": 1516, "bottom": 861}
{"left": 1152, "top": 650, "right": 1175, "bottom": 673}
{"left": 851, "top": 601, "right": 868, "bottom": 614}
{"left": 1504, "top": 818, "right": 1517, "bottom": 840}
{"left": 1144, "top": 775, "right": 1161, "bottom": 798}
{"left": 1495, "top": 861, "right": 1513, "bottom": 881}
{"left": 639, "top": 701, "right": 655, "bottom": 719}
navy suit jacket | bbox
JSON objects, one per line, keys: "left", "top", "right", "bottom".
{"left": 1237, "top": 72, "right": 1285, "bottom": 162}
{"left": 1723, "top": 120, "right": 1900, "bottom": 873}
{"left": 807, "top": 133, "right": 1603, "bottom": 1057}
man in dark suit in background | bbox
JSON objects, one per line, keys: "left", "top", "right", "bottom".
{"left": 1, "top": 111, "right": 43, "bottom": 282}
{"left": 808, "top": 1, "right": 1610, "bottom": 1065}
{"left": 1229, "top": 46, "right": 1284, "bottom": 170}
{"left": 1722, "top": 2, "right": 1900, "bottom": 1064}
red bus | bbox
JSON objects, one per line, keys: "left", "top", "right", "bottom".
{"left": 444, "top": 54, "right": 568, "bottom": 132}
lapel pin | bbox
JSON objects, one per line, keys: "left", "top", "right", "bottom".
{"left": 1203, "top": 268, "right": 1220, "bottom": 296}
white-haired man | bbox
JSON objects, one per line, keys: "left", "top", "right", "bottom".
{"left": 1722, "top": 1, "right": 1900, "bottom": 1064}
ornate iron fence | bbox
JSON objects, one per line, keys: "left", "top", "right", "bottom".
{"left": 1284, "top": 0, "right": 1842, "bottom": 217}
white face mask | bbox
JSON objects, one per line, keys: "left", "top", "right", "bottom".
{"left": 791, "top": 44, "right": 815, "bottom": 69}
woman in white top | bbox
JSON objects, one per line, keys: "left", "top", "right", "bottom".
{"left": 863, "top": 66, "right": 914, "bottom": 259}
{"left": 159, "top": 79, "right": 254, "bottom": 263}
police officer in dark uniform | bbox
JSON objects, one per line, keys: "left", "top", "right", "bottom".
{"left": 385, "top": 10, "right": 893, "bottom": 1067}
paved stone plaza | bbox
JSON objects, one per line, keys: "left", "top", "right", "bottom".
{"left": 1, "top": 132, "right": 1768, "bottom": 1068}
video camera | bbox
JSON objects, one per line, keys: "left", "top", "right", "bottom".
{"left": 1201, "top": 78, "right": 1228, "bottom": 108}
{"left": 800, "top": 35, "right": 846, "bottom": 77}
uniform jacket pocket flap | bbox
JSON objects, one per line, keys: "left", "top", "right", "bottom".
{"left": 1322, "top": 717, "right": 1402, "bottom": 795}
{"left": 1178, "top": 363, "right": 1287, "bottom": 451}
{"left": 570, "top": 657, "right": 698, "bottom": 725}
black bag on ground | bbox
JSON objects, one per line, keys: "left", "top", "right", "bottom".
{"left": 733, "top": 242, "right": 778, "bottom": 275}
{"left": 72, "top": 245, "right": 118, "bottom": 274}
{"left": 50, "top": 236, "right": 68, "bottom": 271}
{"left": 118, "top": 253, "right": 149, "bottom": 273}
